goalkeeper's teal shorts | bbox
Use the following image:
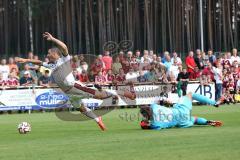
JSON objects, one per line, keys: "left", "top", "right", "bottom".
{"left": 172, "top": 96, "right": 193, "bottom": 128}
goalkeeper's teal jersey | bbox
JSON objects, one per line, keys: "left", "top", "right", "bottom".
{"left": 150, "top": 96, "right": 194, "bottom": 130}
{"left": 150, "top": 104, "right": 178, "bottom": 130}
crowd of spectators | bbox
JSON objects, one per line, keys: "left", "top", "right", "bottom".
{"left": 0, "top": 49, "right": 240, "bottom": 103}
{"left": 0, "top": 52, "right": 52, "bottom": 88}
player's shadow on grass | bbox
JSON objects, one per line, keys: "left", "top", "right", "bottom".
{"left": 55, "top": 107, "right": 114, "bottom": 121}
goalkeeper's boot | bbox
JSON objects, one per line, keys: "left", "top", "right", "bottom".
{"left": 214, "top": 96, "right": 225, "bottom": 108}
{"left": 208, "top": 120, "right": 223, "bottom": 127}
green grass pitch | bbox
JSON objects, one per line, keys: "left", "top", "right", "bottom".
{"left": 0, "top": 105, "right": 240, "bottom": 160}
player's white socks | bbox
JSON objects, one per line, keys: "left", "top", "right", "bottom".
{"left": 82, "top": 107, "right": 100, "bottom": 122}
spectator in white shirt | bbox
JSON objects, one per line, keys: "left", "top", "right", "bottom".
{"left": 171, "top": 52, "right": 182, "bottom": 65}
{"left": 141, "top": 50, "right": 151, "bottom": 63}
{"left": 212, "top": 63, "right": 223, "bottom": 100}
{"left": 169, "top": 59, "right": 180, "bottom": 82}
{"left": 0, "top": 59, "right": 10, "bottom": 80}
{"left": 231, "top": 48, "right": 240, "bottom": 64}
{"left": 126, "top": 68, "right": 139, "bottom": 83}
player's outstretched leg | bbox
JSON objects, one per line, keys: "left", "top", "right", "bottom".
{"left": 80, "top": 104, "right": 106, "bottom": 131}
{"left": 192, "top": 116, "right": 208, "bottom": 125}
{"left": 74, "top": 83, "right": 96, "bottom": 95}
{"left": 191, "top": 93, "right": 224, "bottom": 107}
{"left": 117, "top": 82, "right": 136, "bottom": 100}
{"left": 192, "top": 116, "right": 222, "bottom": 127}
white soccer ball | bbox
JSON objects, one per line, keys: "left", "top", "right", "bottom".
{"left": 17, "top": 122, "right": 31, "bottom": 134}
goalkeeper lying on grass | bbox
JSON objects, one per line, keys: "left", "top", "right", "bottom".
{"left": 140, "top": 92, "right": 224, "bottom": 130}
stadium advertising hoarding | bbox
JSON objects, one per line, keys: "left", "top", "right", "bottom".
{"left": 0, "top": 83, "right": 215, "bottom": 111}
{"left": 0, "top": 88, "right": 68, "bottom": 111}
{"left": 81, "top": 83, "right": 215, "bottom": 108}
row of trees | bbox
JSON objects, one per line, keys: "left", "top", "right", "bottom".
{"left": 0, "top": 0, "right": 240, "bottom": 58}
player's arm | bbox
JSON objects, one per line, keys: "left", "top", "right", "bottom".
{"left": 43, "top": 32, "right": 69, "bottom": 57}
{"left": 15, "top": 57, "right": 43, "bottom": 65}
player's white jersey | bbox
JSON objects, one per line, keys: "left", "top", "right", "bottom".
{"left": 43, "top": 55, "right": 75, "bottom": 91}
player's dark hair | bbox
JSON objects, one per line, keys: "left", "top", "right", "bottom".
{"left": 140, "top": 106, "right": 152, "bottom": 120}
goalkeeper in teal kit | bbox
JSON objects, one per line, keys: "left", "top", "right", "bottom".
{"left": 140, "top": 92, "right": 223, "bottom": 130}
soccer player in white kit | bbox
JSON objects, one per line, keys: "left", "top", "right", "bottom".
{"left": 16, "top": 32, "right": 109, "bottom": 130}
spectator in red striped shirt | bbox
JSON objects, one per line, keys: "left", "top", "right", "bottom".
{"left": 95, "top": 71, "right": 107, "bottom": 85}
{"left": 221, "top": 53, "right": 232, "bottom": 69}
{"left": 6, "top": 73, "right": 19, "bottom": 87}
{"left": 116, "top": 68, "right": 126, "bottom": 83}
{"left": 106, "top": 69, "right": 115, "bottom": 83}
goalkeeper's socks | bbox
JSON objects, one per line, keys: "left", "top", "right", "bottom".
{"left": 192, "top": 93, "right": 216, "bottom": 106}
{"left": 195, "top": 117, "right": 208, "bottom": 125}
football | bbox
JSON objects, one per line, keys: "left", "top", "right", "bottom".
{"left": 17, "top": 122, "right": 31, "bottom": 134}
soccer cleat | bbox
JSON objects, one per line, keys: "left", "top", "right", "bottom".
{"left": 214, "top": 96, "right": 225, "bottom": 107}
{"left": 208, "top": 121, "right": 223, "bottom": 127}
{"left": 97, "top": 117, "right": 107, "bottom": 131}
